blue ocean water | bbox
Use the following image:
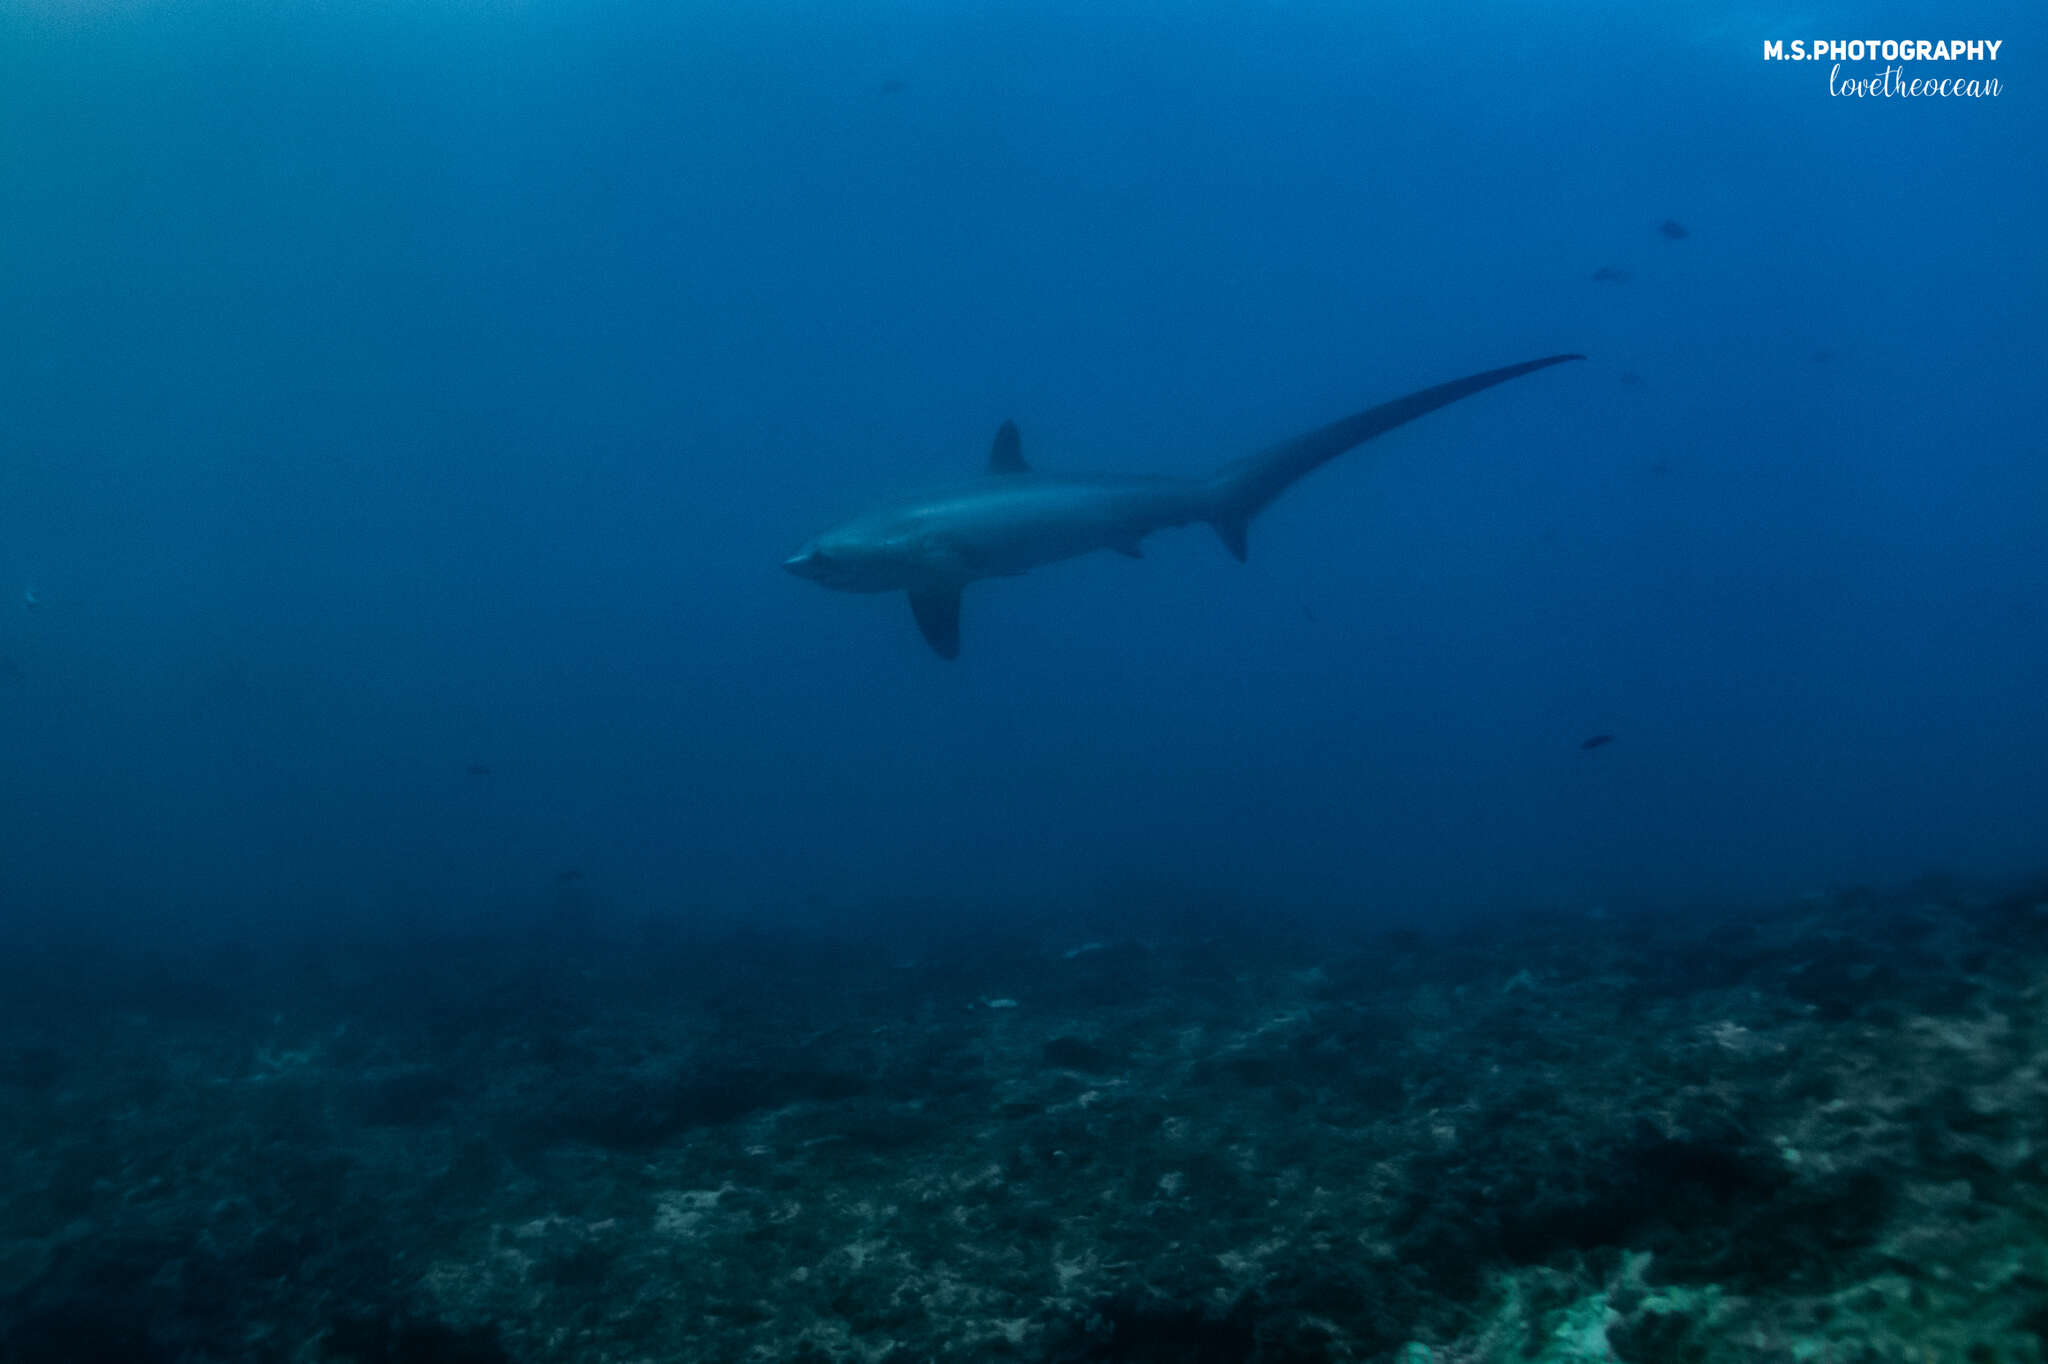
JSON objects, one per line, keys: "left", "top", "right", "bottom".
{"left": 0, "top": 2, "right": 2043, "bottom": 1359}
{"left": 0, "top": 1, "right": 2040, "bottom": 937}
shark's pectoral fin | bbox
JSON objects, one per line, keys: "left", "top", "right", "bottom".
{"left": 907, "top": 588, "right": 963, "bottom": 659}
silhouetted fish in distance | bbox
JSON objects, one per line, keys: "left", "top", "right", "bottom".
{"left": 1659, "top": 219, "right": 1689, "bottom": 239}
{"left": 1590, "top": 266, "right": 1631, "bottom": 284}
{"left": 465, "top": 763, "right": 492, "bottom": 777}
{"left": 1580, "top": 734, "right": 1615, "bottom": 751}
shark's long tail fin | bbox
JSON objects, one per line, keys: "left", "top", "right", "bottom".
{"left": 1203, "top": 353, "right": 1583, "bottom": 561}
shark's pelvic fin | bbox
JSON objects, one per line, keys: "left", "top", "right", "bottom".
{"left": 1211, "top": 512, "right": 1249, "bottom": 563}
{"left": 1204, "top": 353, "right": 1584, "bottom": 561}
{"left": 908, "top": 587, "right": 963, "bottom": 659}
{"left": 989, "top": 420, "right": 1028, "bottom": 474}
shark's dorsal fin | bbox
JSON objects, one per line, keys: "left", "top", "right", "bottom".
{"left": 907, "top": 588, "right": 962, "bottom": 659}
{"left": 988, "top": 420, "right": 1028, "bottom": 474}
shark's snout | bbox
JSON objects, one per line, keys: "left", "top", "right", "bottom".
{"left": 781, "top": 534, "right": 903, "bottom": 593}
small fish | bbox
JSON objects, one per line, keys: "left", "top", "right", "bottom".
{"left": 1590, "top": 266, "right": 1631, "bottom": 284}
{"left": 465, "top": 763, "right": 492, "bottom": 777}
{"left": 1659, "top": 218, "right": 1688, "bottom": 239}
{"left": 1580, "top": 734, "right": 1615, "bottom": 751}
{"left": 1810, "top": 348, "right": 1836, "bottom": 365}
{"left": 556, "top": 869, "right": 584, "bottom": 883}
{"left": 22, "top": 589, "right": 38, "bottom": 611}
{"left": 1618, "top": 371, "right": 1646, "bottom": 387}
{"left": 879, "top": 77, "right": 908, "bottom": 95}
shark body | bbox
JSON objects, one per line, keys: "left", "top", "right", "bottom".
{"left": 784, "top": 353, "right": 1583, "bottom": 658}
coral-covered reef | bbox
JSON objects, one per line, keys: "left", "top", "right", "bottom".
{"left": 3, "top": 876, "right": 2047, "bottom": 1362}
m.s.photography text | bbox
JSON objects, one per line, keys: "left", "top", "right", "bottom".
{"left": 1764, "top": 38, "right": 2004, "bottom": 98}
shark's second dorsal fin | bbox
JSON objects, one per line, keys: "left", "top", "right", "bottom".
{"left": 989, "top": 420, "right": 1028, "bottom": 474}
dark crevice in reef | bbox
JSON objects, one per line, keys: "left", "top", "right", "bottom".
{"left": 0, "top": 1302, "right": 174, "bottom": 1364}
{"left": 322, "top": 1311, "right": 514, "bottom": 1364}
{"left": 1049, "top": 1298, "right": 1260, "bottom": 1363}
